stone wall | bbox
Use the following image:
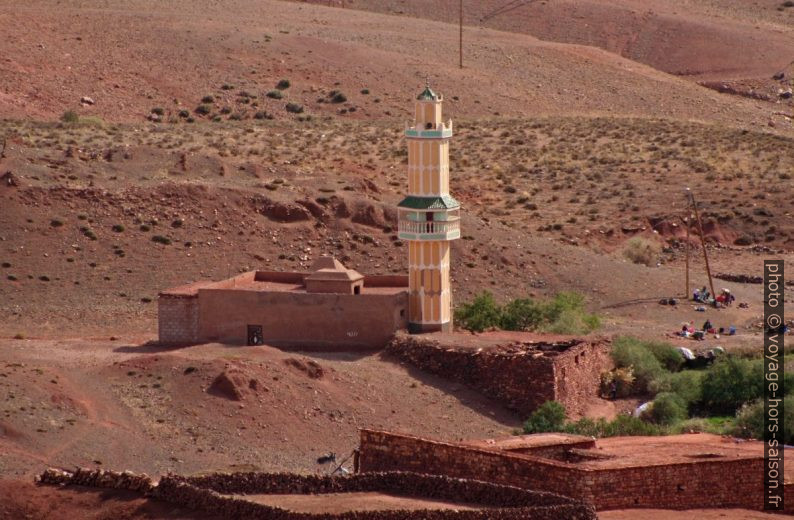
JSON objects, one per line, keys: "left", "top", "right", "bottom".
{"left": 386, "top": 336, "right": 612, "bottom": 417}
{"left": 35, "top": 468, "right": 596, "bottom": 520}
{"left": 358, "top": 430, "right": 773, "bottom": 511}
{"left": 157, "top": 295, "right": 199, "bottom": 344}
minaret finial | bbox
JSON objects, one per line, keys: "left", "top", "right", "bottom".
{"left": 426, "top": 76, "right": 430, "bottom": 88}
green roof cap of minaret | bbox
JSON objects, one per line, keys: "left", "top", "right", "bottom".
{"left": 417, "top": 86, "right": 438, "bottom": 101}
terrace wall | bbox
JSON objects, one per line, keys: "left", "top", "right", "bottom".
{"left": 359, "top": 430, "right": 770, "bottom": 511}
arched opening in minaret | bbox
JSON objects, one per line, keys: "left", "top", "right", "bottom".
{"left": 425, "top": 122, "right": 433, "bottom": 129}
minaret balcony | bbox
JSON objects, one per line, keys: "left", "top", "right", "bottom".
{"left": 398, "top": 218, "right": 461, "bottom": 241}
{"left": 405, "top": 120, "right": 453, "bottom": 139}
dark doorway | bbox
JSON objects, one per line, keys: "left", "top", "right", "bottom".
{"left": 247, "top": 325, "right": 263, "bottom": 346}
{"left": 354, "top": 285, "right": 361, "bottom": 295}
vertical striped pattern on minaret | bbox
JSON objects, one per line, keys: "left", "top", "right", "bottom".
{"left": 403, "top": 85, "right": 456, "bottom": 332}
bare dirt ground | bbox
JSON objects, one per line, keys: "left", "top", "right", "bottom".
{"left": 237, "top": 491, "right": 484, "bottom": 513}
{"left": 1, "top": 0, "right": 792, "bottom": 518}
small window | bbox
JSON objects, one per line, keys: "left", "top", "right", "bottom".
{"left": 425, "top": 122, "right": 433, "bottom": 129}
{"left": 400, "top": 309, "right": 405, "bottom": 317}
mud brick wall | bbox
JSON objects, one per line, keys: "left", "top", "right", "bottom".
{"left": 386, "top": 336, "right": 612, "bottom": 417}
{"left": 359, "top": 430, "right": 770, "bottom": 511}
{"left": 157, "top": 295, "right": 199, "bottom": 344}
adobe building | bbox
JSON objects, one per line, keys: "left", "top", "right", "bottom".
{"left": 158, "top": 83, "right": 461, "bottom": 347}
{"left": 158, "top": 257, "right": 408, "bottom": 349}
{"left": 359, "top": 429, "right": 793, "bottom": 512}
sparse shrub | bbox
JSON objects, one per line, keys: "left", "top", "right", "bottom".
{"left": 276, "top": 79, "right": 291, "bottom": 90}
{"left": 152, "top": 235, "right": 171, "bottom": 245}
{"left": 111, "top": 224, "right": 125, "bottom": 232}
{"left": 254, "top": 111, "right": 273, "bottom": 120}
{"left": 221, "top": 84, "right": 234, "bottom": 90}
{"left": 360, "top": 88, "right": 370, "bottom": 95}
{"left": 646, "top": 392, "right": 687, "bottom": 425}
{"left": 623, "top": 237, "right": 660, "bottom": 266}
{"left": 151, "top": 107, "right": 164, "bottom": 116}
{"left": 61, "top": 110, "right": 79, "bottom": 123}
{"left": 560, "top": 414, "right": 663, "bottom": 437}
{"left": 139, "top": 224, "right": 151, "bottom": 232}
{"left": 219, "top": 106, "right": 232, "bottom": 114}
{"left": 50, "top": 219, "right": 64, "bottom": 227}
{"left": 330, "top": 91, "right": 347, "bottom": 103}
{"left": 171, "top": 219, "right": 183, "bottom": 228}
{"left": 195, "top": 104, "right": 212, "bottom": 116}
{"left": 178, "top": 110, "right": 190, "bottom": 118}
{"left": 13, "top": 333, "right": 24, "bottom": 340}
{"left": 266, "top": 90, "right": 283, "bottom": 99}
{"left": 201, "top": 95, "right": 215, "bottom": 103}
{"left": 522, "top": 401, "right": 566, "bottom": 434}
{"left": 733, "top": 397, "right": 794, "bottom": 444}
{"left": 285, "top": 103, "right": 304, "bottom": 114}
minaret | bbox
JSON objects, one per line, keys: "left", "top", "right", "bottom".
{"left": 398, "top": 82, "right": 461, "bottom": 333}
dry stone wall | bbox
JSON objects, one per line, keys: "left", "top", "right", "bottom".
{"left": 386, "top": 336, "right": 612, "bottom": 417}
{"left": 36, "top": 468, "right": 596, "bottom": 520}
{"left": 358, "top": 430, "right": 777, "bottom": 512}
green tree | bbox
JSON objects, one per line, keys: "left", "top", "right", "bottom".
{"left": 455, "top": 292, "right": 502, "bottom": 332}
{"left": 523, "top": 401, "right": 566, "bottom": 434}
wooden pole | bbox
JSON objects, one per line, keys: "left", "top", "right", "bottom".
{"left": 687, "top": 189, "right": 716, "bottom": 304}
{"left": 459, "top": 0, "right": 463, "bottom": 69}
{"left": 684, "top": 215, "right": 690, "bottom": 299}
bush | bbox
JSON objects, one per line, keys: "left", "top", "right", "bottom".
{"left": 701, "top": 357, "right": 763, "bottom": 415}
{"left": 646, "top": 392, "right": 687, "bottom": 425}
{"left": 455, "top": 292, "right": 501, "bottom": 332}
{"left": 111, "top": 224, "right": 125, "bottom": 233}
{"left": 254, "top": 111, "right": 273, "bottom": 120}
{"left": 285, "top": 103, "right": 304, "bottom": 114}
{"left": 456, "top": 291, "right": 600, "bottom": 334}
{"left": 623, "top": 237, "right": 660, "bottom": 266}
{"left": 276, "top": 79, "right": 291, "bottom": 90}
{"left": 201, "top": 95, "right": 215, "bottom": 103}
{"left": 562, "top": 415, "right": 663, "bottom": 437}
{"left": 500, "top": 298, "right": 544, "bottom": 331}
{"left": 151, "top": 235, "right": 171, "bottom": 245}
{"left": 360, "top": 88, "right": 370, "bottom": 95}
{"left": 648, "top": 370, "right": 704, "bottom": 408}
{"left": 733, "top": 399, "right": 764, "bottom": 440}
{"left": 50, "top": 219, "right": 64, "bottom": 227}
{"left": 522, "top": 401, "right": 566, "bottom": 434}
{"left": 151, "top": 107, "right": 165, "bottom": 116}
{"left": 195, "top": 104, "right": 212, "bottom": 115}
{"left": 642, "top": 340, "right": 684, "bottom": 371}
{"left": 178, "top": 110, "right": 190, "bottom": 118}
{"left": 611, "top": 337, "right": 665, "bottom": 394}
{"left": 266, "top": 90, "right": 283, "bottom": 99}
{"left": 61, "top": 110, "right": 79, "bottom": 123}
{"left": 330, "top": 91, "right": 347, "bottom": 103}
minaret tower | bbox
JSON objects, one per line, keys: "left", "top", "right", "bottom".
{"left": 397, "top": 82, "right": 461, "bottom": 333}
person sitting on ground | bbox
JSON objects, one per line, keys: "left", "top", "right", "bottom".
{"left": 703, "top": 319, "right": 713, "bottom": 332}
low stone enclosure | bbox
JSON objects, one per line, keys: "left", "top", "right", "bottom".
{"left": 36, "top": 468, "right": 596, "bottom": 520}
{"left": 386, "top": 332, "right": 612, "bottom": 417}
{"left": 359, "top": 429, "right": 794, "bottom": 513}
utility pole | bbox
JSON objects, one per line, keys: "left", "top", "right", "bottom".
{"left": 685, "top": 188, "right": 716, "bottom": 303}
{"left": 459, "top": 0, "right": 463, "bottom": 69}
{"left": 684, "top": 215, "right": 690, "bottom": 299}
